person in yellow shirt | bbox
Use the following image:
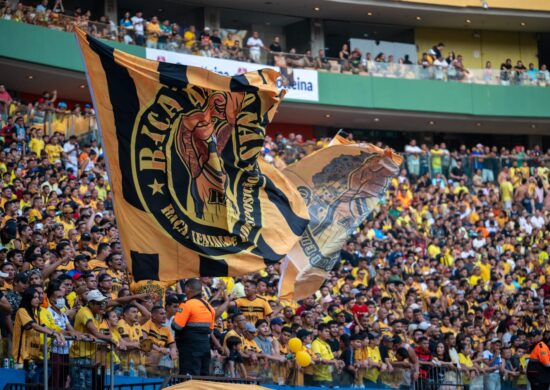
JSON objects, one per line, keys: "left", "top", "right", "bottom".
{"left": 500, "top": 176, "right": 514, "bottom": 209}
{"left": 366, "top": 332, "right": 385, "bottom": 386}
{"left": 117, "top": 304, "right": 146, "bottom": 375}
{"left": 12, "top": 286, "right": 64, "bottom": 384}
{"left": 28, "top": 128, "right": 45, "bottom": 157}
{"left": 311, "top": 323, "right": 343, "bottom": 386}
{"left": 44, "top": 136, "right": 63, "bottom": 164}
{"left": 70, "top": 290, "right": 113, "bottom": 382}
{"left": 142, "top": 306, "right": 177, "bottom": 376}
{"left": 183, "top": 25, "right": 196, "bottom": 47}
{"left": 146, "top": 17, "right": 161, "bottom": 48}
{"left": 235, "top": 279, "right": 273, "bottom": 324}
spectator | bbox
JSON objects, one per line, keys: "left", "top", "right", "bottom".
{"left": 339, "top": 43, "right": 350, "bottom": 71}
{"left": 119, "top": 11, "right": 134, "bottom": 45}
{"left": 145, "top": 16, "right": 160, "bottom": 49}
{"left": 315, "top": 49, "right": 330, "bottom": 71}
{"left": 131, "top": 11, "right": 145, "bottom": 46}
{"left": 500, "top": 58, "right": 513, "bottom": 82}
{"left": 246, "top": 31, "right": 264, "bottom": 63}
{"left": 183, "top": 25, "right": 196, "bottom": 48}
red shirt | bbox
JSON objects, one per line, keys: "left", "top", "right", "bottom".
{"left": 351, "top": 303, "right": 368, "bottom": 317}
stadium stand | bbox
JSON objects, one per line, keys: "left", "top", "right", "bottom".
{"left": 0, "top": 0, "right": 549, "bottom": 389}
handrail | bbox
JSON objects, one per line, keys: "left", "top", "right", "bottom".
{"left": 1, "top": 5, "right": 548, "bottom": 87}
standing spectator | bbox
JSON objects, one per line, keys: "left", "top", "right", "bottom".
{"left": 339, "top": 44, "right": 350, "bottom": 71}
{"left": 70, "top": 290, "right": 112, "bottom": 389}
{"left": 500, "top": 58, "right": 513, "bottom": 83}
{"left": 210, "top": 29, "right": 222, "bottom": 49}
{"left": 183, "top": 25, "right": 196, "bottom": 49}
{"left": 527, "top": 63, "right": 538, "bottom": 83}
{"left": 62, "top": 135, "right": 79, "bottom": 174}
{"left": 0, "top": 84, "right": 12, "bottom": 116}
{"left": 158, "top": 20, "right": 171, "bottom": 50}
{"left": 142, "top": 306, "right": 177, "bottom": 376}
{"left": 311, "top": 323, "right": 343, "bottom": 386}
{"left": 13, "top": 287, "right": 64, "bottom": 384}
{"left": 405, "top": 139, "right": 422, "bottom": 179}
{"left": 269, "top": 36, "right": 282, "bottom": 53}
{"left": 36, "top": 0, "right": 49, "bottom": 13}
{"left": 131, "top": 11, "right": 145, "bottom": 46}
{"left": 119, "top": 12, "right": 134, "bottom": 45}
{"left": 236, "top": 279, "right": 273, "bottom": 323}
{"left": 482, "top": 339, "right": 503, "bottom": 390}
{"left": 246, "top": 31, "right": 265, "bottom": 63}
{"left": 146, "top": 16, "right": 161, "bottom": 49}
{"left": 514, "top": 60, "right": 527, "bottom": 84}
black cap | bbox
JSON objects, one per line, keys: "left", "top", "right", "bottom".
{"left": 81, "top": 233, "right": 91, "bottom": 241}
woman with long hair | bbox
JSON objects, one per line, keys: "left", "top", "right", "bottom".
{"left": 12, "top": 286, "right": 64, "bottom": 384}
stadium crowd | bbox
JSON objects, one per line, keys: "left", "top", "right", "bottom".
{"left": 0, "top": 83, "right": 549, "bottom": 389}
{"left": 2, "top": 1, "right": 550, "bottom": 86}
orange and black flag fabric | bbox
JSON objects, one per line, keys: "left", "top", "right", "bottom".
{"left": 75, "top": 29, "right": 309, "bottom": 282}
{"left": 279, "top": 134, "right": 402, "bottom": 300}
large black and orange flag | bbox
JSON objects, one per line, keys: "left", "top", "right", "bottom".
{"left": 75, "top": 30, "right": 309, "bottom": 282}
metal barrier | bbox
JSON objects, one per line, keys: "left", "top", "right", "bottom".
{"left": 414, "top": 363, "right": 462, "bottom": 390}
{"left": 13, "top": 335, "right": 117, "bottom": 390}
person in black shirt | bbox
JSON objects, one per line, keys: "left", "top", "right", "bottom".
{"left": 514, "top": 60, "right": 527, "bottom": 84}
{"left": 269, "top": 36, "right": 282, "bottom": 53}
{"left": 210, "top": 29, "right": 222, "bottom": 48}
{"left": 327, "top": 320, "right": 342, "bottom": 355}
{"left": 403, "top": 54, "right": 413, "bottom": 65}
{"left": 430, "top": 42, "right": 445, "bottom": 60}
{"left": 500, "top": 58, "right": 512, "bottom": 81}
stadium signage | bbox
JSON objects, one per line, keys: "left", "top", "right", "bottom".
{"left": 146, "top": 48, "right": 319, "bottom": 102}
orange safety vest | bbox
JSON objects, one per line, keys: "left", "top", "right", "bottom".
{"left": 530, "top": 342, "right": 550, "bottom": 367}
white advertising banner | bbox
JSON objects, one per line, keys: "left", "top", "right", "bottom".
{"left": 146, "top": 48, "right": 319, "bottom": 102}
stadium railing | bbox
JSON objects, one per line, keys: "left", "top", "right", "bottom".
{"left": 2, "top": 8, "right": 550, "bottom": 88}
{"left": 401, "top": 153, "right": 550, "bottom": 181}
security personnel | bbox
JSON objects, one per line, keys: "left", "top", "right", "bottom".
{"left": 172, "top": 278, "right": 215, "bottom": 376}
{"left": 527, "top": 330, "right": 550, "bottom": 390}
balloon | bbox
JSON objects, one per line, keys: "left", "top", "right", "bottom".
{"left": 295, "top": 351, "right": 311, "bottom": 367}
{"left": 288, "top": 337, "right": 302, "bottom": 353}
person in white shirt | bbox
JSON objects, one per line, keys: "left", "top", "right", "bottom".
{"left": 530, "top": 210, "right": 546, "bottom": 229}
{"left": 433, "top": 55, "right": 448, "bottom": 80}
{"left": 246, "top": 31, "right": 264, "bottom": 63}
{"left": 132, "top": 11, "right": 145, "bottom": 46}
{"left": 404, "top": 139, "right": 422, "bottom": 177}
{"left": 63, "top": 135, "right": 79, "bottom": 174}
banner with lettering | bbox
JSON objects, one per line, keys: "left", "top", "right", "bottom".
{"left": 279, "top": 135, "right": 402, "bottom": 300}
{"left": 146, "top": 48, "right": 319, "bottom": 102}
{"left": 75, "top": 29, "right": 309, "bottom": 281}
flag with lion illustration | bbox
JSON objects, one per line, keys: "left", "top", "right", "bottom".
{"left": 75, "top": 29, "right": 308, "bottom": 282}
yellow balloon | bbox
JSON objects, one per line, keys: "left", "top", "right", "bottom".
{"left": 288, "top": 337, "right": 302, "bottom": 353}
{"left": 295, "top": 351, "right": 311, "bottom": 367}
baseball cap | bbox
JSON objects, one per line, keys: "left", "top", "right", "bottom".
{"left": 244, "top": 322, "right": 256, "bottom": 333}
{"left": 68, "top": 270, "right": 83, "bottom": 281}
{"left": 91, "top": 226, "right": 101, "bottom": 233}
{"left": 0, "top": 271, "right": 8, "bottom": 278}
{"left": 86, "top": 289, "right": 107, "bottom": 303}
{"left": 270, "top": 318, "right": 284, "bottom": 326}
{"left": 81, "top": 233, "right": 91, "bottom": 241}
